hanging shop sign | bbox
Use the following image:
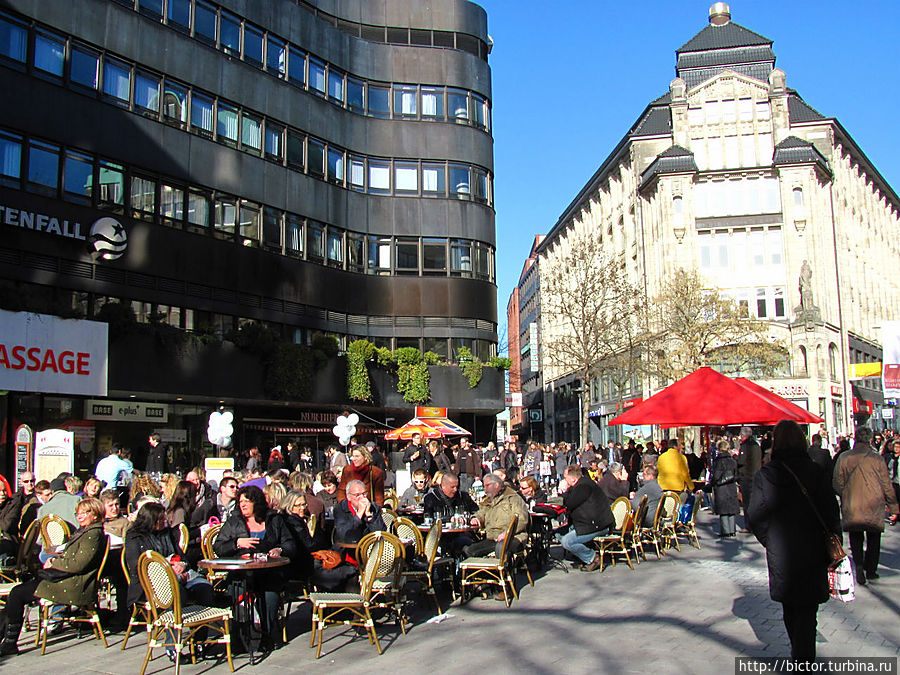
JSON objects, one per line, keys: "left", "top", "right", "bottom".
{"left": 85, "top": 399, "right": 169, "bottom": 423}
{"left": 0, "top": 309, "right": 108, "bottom": 396}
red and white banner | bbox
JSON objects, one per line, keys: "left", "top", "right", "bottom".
{"left": 883, "top": 322, "right": 900, "bottom": 399}
{"left": 0, "top": 309, "right": 108, "bottom": 396}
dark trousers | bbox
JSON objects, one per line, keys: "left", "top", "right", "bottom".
{"left": 462, "top": 537, "right": 522, "bottom": 559}
{"left": 848, "top": 529, "right": 882, "bottom": 577}
{"left": 4, "top": 578, "right": 40, "bottom": 626}
{"left": 782, "top": 603, "right": 818, "bottom": 662}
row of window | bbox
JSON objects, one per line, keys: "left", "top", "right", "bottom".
{"left": 688, "top": 99, "right": 771, "bottom": 126}
{"left": 721, "top": 286, "right": 787, "bottom": 320}
{"left": 0, "top": 128, "right": 496, "bottom": 281}
{"left": 691, "top": 133, "right": 775, "bottom": 172}
{"left": 697, "top": 226, "right": 784, "bottom": 273}
{"left": 0, "top": 13, "right": 494, "bottom": 204}
{"left": 105, "top": 0, "right": 492, "bottom": 128}
{"left": 692, "top": 177, "right": 782, "bottom": 218}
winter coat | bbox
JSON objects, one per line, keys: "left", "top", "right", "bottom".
{"left": 422, "top": 485, "right": 477, "bottom": 521}
{"left": 402, "top": 444, "right": 431, "bottom": 475}
{"left": 748, "top": 454, "right": 840, "bottom": 605}
{"left": 268, "top": 512, "right": 317, "bottom": 582}
{"left": 336, "top": 463, "right": 385, "bottom": 506}
{"left": 563, "top": 476, "right": 615, "bottom": 536}
{"left": 35, "top": 521, "right": 105, "bottom": 607}
{"left": 598, "top": 473, "right": 629, "bottom": 502}
{"left": 738, "top": 438, "right": 762, "bottom": 488}
{"left": 475, "top": 486, "right": 529, "bottom": 544}
{"left": 657, "top": 449, "right": 694, "bottom": 492}
{"left": 332, "top": 499, "right": 385, "bottom": 545}
{"left": 124, "top": 525, "right": 185, "bottom": 605}
{"left": 631, "top": 479, "right": 662, "bottom": 526}
{"left": 711, "top": 454, "right": 740, "bottom": 516}
{"left": 454, "top": 447, "right": 483, "bottom": 478}
{"left": 213, "top": 510, "right": 282, "bottom": 558}
{"left": 832, "top": 443, "right": 899, "bottom": 531}
{"left": 432, "top": 451, "right": 454, "bottom": 474}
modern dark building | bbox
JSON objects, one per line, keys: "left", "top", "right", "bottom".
{"left": 0, "top": 0, "right": 501, "bottom": 476}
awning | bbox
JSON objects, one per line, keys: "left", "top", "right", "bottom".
{"left": 245, "top": 424, "right": 387, "bottom": 435}
{"left": 384, "top": 412, "right": 472, "bottom": 440}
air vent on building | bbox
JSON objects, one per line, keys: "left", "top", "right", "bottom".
{"left": 96, "top": 267, "right": 125, "bottom": 284}
{"left": 476, "top": 319, "right": 496, "bottom": 332}
{"left": 60, "top": 260, "right": 93, "bottom": 279}
{"left": 187, "top": 283, "right": 211, "bottom": 299}
{"left": 262, "top": 298, "right": 282, "bottom": 312}
{"left": 327, "top": 311, "right": 346, "bottom": 324}
{"left": 347, "top": 314, "right": 368, "bottom": 326}
{"left": 158, "top": 278, "right": 185, "bottom": 294}
{"left": 369, "top": 316, "right": 392, "bottom": 327}
{"left": 23, "top": 253, "right": 57, "bottom": 273}
{"left": 212, "top": 288, "right": 236, "bottom": 303}
{"left": 451, "top": 318, "right": 476, "bottom": 329}
{"left": 424, "top": 317, "right": 448, "bottom": 327}
{"left": 0, "top": 247, "right": 21, "bottom": 266}
{"left": 127, "top": 272, "right": 155, "bottom": 289}
{"left": 395, "top": 316, "right": 421, "bottom": 328}
{"left": 239, "top": 293, "right": 260, "bottom": 308}
{"left": 283, "top": 300, "right": 305, "bottom": 315}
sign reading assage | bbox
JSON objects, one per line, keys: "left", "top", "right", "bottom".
{"left": 0, "top": 309, "right": 108, "bottom": 396}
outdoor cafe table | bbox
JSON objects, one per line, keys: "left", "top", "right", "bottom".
{"left": 198, "top": 556, "right": 289, "bottom": 664}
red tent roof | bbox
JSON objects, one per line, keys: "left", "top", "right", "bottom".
{"left": 609, "top": 367, "right": 824, "bottom": 427}
{"left": 732, "top": 378, "right": 822, "bottom": 424}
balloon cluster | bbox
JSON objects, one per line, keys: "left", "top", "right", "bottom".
{"left": 208, "top": 410, "right": 234, "bottom": 448}
{"left": 332, "top": 413, "right": 359, "bottom": 447}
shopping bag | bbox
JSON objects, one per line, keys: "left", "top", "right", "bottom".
{"left": 828, "top": 556, "right": 855, "bottom": 603}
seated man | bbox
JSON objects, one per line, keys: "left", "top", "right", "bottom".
{"left": 37, "top": 475, "right": 81, "bottom": 527}
{"left": 632, "top": 464, "right": 663, "bottom": 526}
{"left": 464, "top": 473, "right": 528, "bottom": 559}
{"left": 333, "top": 479, "right": 385, "bottom": 546}
{"left": 558, "top": 465, "right": 614, "bottom": 571}
{"left": 399, "top": 470, "right": 431, "bottom": 508}
{"left": 598, "top": 462, "right": 630, "bottom": 501}
{"left": 423, "top": 472, "right": 477, "bottom": 522}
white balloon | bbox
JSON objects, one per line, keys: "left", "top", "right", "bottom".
{"left": 339, "top": 435, "right": 351, "bottom": 446}
{"left": 336, "top": 415, "right": 348, "bottom": 425}
{"left": 222, "top": 424, "right": 233, "bottom": 437}
{"left": 222, "top": 437, "right": 232, "bottom": 448}
{"left": 346, "top": 425, "right": 356, "bottom": 436}
{"left": 333, "top": 425, "right": 343, "bottom": 437}
{"left": 347, "top": 413, "right": 359, "bottom": 426}
{"left": 221, "top": 411, "right": 234, "bottom": 425}
{"left": 207, "top": 430, "right": 218, "bottom": 444}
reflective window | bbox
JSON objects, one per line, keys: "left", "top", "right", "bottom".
{"left": 328, "top": 68, "right": 344, "bottom": 103}
{"left": 450, "top": 240, "right": 472, "bottom": 277}
{"left": 70, "top": 45, "right": 99, "bottom": 89}
{"left": 241, "top": 113, "right": 262, "bottom": 152}
{"left": 103, "top": 59, "right": 131, "bottom": 103}
{"left": 134, "top": 71, "right": 160, "bottom": 113}
{"left": 326, "top": 229, "right": 343, "bottom": 266}
{"left": 367, "top": 236, "right": 391, "bottom": 274}
{"left": 368, "top": 160, "right": 390, "bottom": 193}
{"left": 264, "top": 122, "right": 283, "bottom": 161}
{"left": 266, "top": 37, "right": 285, "bottom": 76}
{"left": 98, "top": 161, "right": 124, "bottom": 206}
{"left": 448, "top": 89, "right": 468, "bottom": 121}
{"left": 0, "top": 131, "right": 22, "bottom": 183}
{"left": 309, "top": 59, "right": 326, "bottom": 95}
{"left": 138, "top": 0, "right": 163, "bottom": 18}
{"left": 347, "top": 78, "right": 364, "bottom": 112}
{"left": 395, "top": 162, "right": 418, "bottom": 193}
{"left": 396, "top": 238, "right": 418, "bottom": 273}
{"left": 263, "top": 207, "right": 282, "bottom": 249}
{"left": 220, "top": 12, "right": 241, "bottom": 56}
{"left": 327, "top": 147, "right": 344, "bottom": 183}
{"left": 449, "top": 164, "right": 470, "bottom": 196}
{"left": 307, "top": 221, "right": 324, "bottom": 260}
{"left": 286, "top": 214, "right": 303, "bottom": 256}
{"left": 394, "top": 85, "right": 417, "bottom": 117}
{"left": 307, "top": 139, "right": 324, "bottom": 177}
{"left": 286, "top": 130, "right": 304, "bottom": 168}
{"left": 349, "top": 156, "right": 364, "bottom": 190}
{"left": 163, "top": 81, "right": 188, "bottom": 127}
{"left": 0, "top": 14, "right": 27, "bottom": 62}
{"left": 167, "top": 0, "right": 191, "bottom": 30}
{"left": 422, "top": 163, "right": 445, "bottom": 194}
{"left": 63, "top": 151, "right": 93, "bottom": 199}
{"left": 216, "top": 102, "right": 239, "bottom": 146}
{"left": 191, "top": 93, "right": 214, "bottom": 136}
{"left": 161, "top": 183, "right": 184, "bottom": 221}
{"left": 423, "top": 238, "right": 446, "bottom": 274}
{"left": 214, "top": 195, "right": 236, "bottom": 235}
{"left": 244, "top": 24, "right": 263, "bottom": 65}
{"left": 421, "top": 87, "right": 443, "bottom": 118}
{"left": 347, "top": 233, "right": 364, "bottom": 271}
{"left": 187, "top": 189, "right": 209, "bottom": 228}
{"left": 34, "top": 32, "right": 65, "bottom": 77}
{"left": 27, "top": 141, "right": 59, "bottom": 190}
{"left": 130, "top": 175, "right": 156, "bottom": 216}
{"left": 367, "top": 85, "right": 389, "bottom": 118}
{"left": 288, "top": 46, "right": 305, "bottom": 87}
{"left": 472, "top": 94, "right": 487, "bottom": 129}
{"left": 194, "top": 1, "right": 216, "bottom": 45}
{"left": 239, "top": 201, "right": 260, "bottom": 243}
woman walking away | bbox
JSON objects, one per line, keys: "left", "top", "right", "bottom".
{"left": 748, "top": 420, "right": 840, "bottom": 665}
{"left": 712, "top": 440, "right": 740, "bottom": 537}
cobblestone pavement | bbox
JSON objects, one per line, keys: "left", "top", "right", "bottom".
{"left": 6, "top": 511, "right": 898, "bottom": 674}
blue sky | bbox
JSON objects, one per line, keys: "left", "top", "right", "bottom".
{"left": 479, "top": 0, "right": 900, "bottom": 348}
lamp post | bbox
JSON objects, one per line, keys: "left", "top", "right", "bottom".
{"left": 571, "top": 382, "right": 585, "bottom": 449}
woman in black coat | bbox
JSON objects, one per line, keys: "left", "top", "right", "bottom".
{"left": 711, "top": 440, "right": 740, "bottom": 537}
{"left": 748, "top": 420, "right": 841, "bottom": 664}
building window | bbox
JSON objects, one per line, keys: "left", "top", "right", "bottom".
{"left": 70, "top": 45, "right": 99, "bottom": 89}
{"left": 307, "top": 221, "right": 324, "bottom": 260}
{"left": 102, "top": 59, "right": 132, "bottom": 104}
{"left": 285, "top": 214, "right": 303, "bottom": 256}
{"left": 161, "top": 183, "right": 185, "bottom": 223}
{"left": 349, "top": 156, "right": 365, "bottom": 190}
{"left": 395, "top": 238, "right": 419, "bottom": 274}
{"left": 286, "top": 130, "right": 304, "bottom": 168}
{"left": 213, "top": 195, "right": 236, "bottom": 237}
{"left": 424, "top": 338, "right": 448, "bottom": 360}
{"left": 138, "top": 0, "right": 163, "bottom": 18}
{"left": 34, "top": 31, "right": 65, "bottom": 78}
{"left": 288, "top": 46, "right": 305, "bottom": 87}
{"left": 167, "top": 0, "right": 191, "bottom": 30}
{"left": 266, "top": 36, "right": 286, "bottom": 77}
{"left": 216, "top": 102, "right": 239, "bottom": 146}
{"left": 307, "top": 139, "right": 324, "bottom": 178}
{"left": 327, "top": 147, "right": 344, "bottom": 183}
{"left": 449, "top": 164, "right": 470, "bottom": 196}
{"left": 309, "top": 58, "right": 326, "bottom": 96}
{"left": 450, "top": 240, "right": 472, "bottom": 277}
{"left": 422, "top": 238, "right": 447, "bottom": 275}
{"left": 828, "top": 343, "right": 838, "bottom": 381}
{"left": 367, "top": 85, "right": 390, "bottom": 118}
{"left": 393, "top": 85, "right": 417, "bottom": 117}
{"left": 63, "top": 150, "right": 93, "bottom": 201}
{"left": 219, "top": 12, "right": 241, "bottom": 57}
{"left": 328, "top": 68, "right": 344, "bottom": 103}
{"left": 773, "top": 287, "right": 785, "bottom": 318}
{"left": 421, "top": 87, "right": 443, "bottom": 118}
{"left": 190, "top": 92, "right": 214, "bottom": 137}
{"left": 241, "top": 113, "right": 262, "bottom": 153}
{"left": 347, "top": 233, "right": 364, "bottom": 272}
{"left": 448, "top": 89, "right": 468, "bottom": 122}
{"left": 0, "top": 130, "right": 22, "bottom": 185}
{"left": 27, "top": 140, "right": 59, "bottom": 193}
{"left": 130, "top": 175, "right": 156, "bottom": 217}
{"left": 194, "top": 1, "right": 216, "bottom": 45}
{"left": 367, "top": 236, "right": 391, "bottom": 274}
{"left": 243, "top": 24, "right": 264, "bottom": 66}
{"left": 239, "top": 201, "right": 260, "bottom": 245}
{"left": 0, "top": 13, "right": 28, "bottom": 63}
{"left": 422, "top": 163, "right": 445, "bottom": 195}
{"left": 326, "top": 229, "right": 343, "bottom": 267}
{"left": 134, "top": 71, "right": 160, "bottom": 115}
{"left": 163, "top": 81, "right": 188, "bottom": 127}
{"left": 347, "top": 77, "right": 364, "bottom": 113}
{"left": 395, "top": 162, "right": 418, "bottom": 193}
{"left": 264, "top": 122, "right": 283, "bottom": 161}
{"left": 368, "top": 160, "right": 390, "bottom": 193}
{"left": 756, "top": 287, "right": 767, "bottom": 318}
{"left": 793, "top": 187, "right": 804, "bottom": 206}
{"left": 187, "top": 189, "right": 209, "bottom": 229}
{"left": 798, "top": 345, "right": 808, "bottom": 376}
{"left": 98, "top": 161, "right": 124, "bottom": 206}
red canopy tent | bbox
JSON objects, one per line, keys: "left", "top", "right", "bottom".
{"left": 384, "top": 407, "right": 472, "bottom": 440}
{"left": 608, "top": 367, "right": 823, "bottom": 427}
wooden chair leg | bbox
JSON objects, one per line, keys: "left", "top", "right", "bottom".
{"left": 223, "top": 618, "right": 235, "bottom": 672}
{"left": 138, "top": 627, "right": 156, "bottom": 675}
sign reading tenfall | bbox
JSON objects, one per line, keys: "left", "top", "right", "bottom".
{"left": 0, "top": 309, "right": 108, "bottom": 396}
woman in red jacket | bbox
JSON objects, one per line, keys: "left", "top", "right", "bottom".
{"left": 336, "top": 445, "right": 385, "bottom": 506}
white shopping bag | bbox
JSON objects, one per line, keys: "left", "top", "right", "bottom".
{"left": 828, "top": 556, "right": 855, "bottom": 603}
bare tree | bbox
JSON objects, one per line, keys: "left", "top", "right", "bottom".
{"left": 540, "top": 227, "right": 648, "bottom": 445}
{"left": 647, "top": 268, "right": 787, "bottom": 385}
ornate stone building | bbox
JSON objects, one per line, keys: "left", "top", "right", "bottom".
{"left": 528, "top": 3, "right": 900, "bottom": 444}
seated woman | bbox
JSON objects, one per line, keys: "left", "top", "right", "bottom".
{"left": 213, "top": 485, "right": 284, "bottom": 651}
{"left": 518, "top": 475, "right": 547, "bottom": 509}
{"left": 336, "top": 445, "right": 385, "bottom": 506}
{"left": 0, "top": 498, "right": 106, "bottom": 656}
{"left": 125, "top": 501, "right": 213, "bottom": 660}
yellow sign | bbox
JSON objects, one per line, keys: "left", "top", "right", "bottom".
{"left": 204, "top": 458, "right": 235, "bottom": 470}
{"left": 848, "top": 362, "right": 882, "bottom": 379}
{"left": 415, "top": 406, "right": 447, "bottom": 418}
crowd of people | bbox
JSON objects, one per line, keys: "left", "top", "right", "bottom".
{"left": 0, "top": 423, "right": 897, "bottom": 664}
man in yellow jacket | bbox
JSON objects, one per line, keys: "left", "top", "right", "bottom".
{"left": 657, "top": 440, "right": 694, "bottom": 494}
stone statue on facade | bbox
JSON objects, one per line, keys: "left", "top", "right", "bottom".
{"left": 794, "top": 259, "right": 821, "bottom": 325}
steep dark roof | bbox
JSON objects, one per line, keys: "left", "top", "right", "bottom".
{"left": 640, "top": 145, "right": 698, "bottom": 188}
{"left": 631, "top": 106, "right": 672, "bottom": 137}
{"left": 788, "top": 94, "right": 827, "bottom": 123}
{"left": 677, "top": 21, "right": 772, "bottom": 52}
{"left": 772, "top": 136, "right": 831, "bottom": 174}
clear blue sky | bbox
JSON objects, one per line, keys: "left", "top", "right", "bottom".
{"left": 479, "top": 0, "right": 900, "bottom": 349}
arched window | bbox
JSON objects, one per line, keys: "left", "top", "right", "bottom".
{"left": 828, "top": 343, "right": 838, "bottom": 381}
{"left": 797, "top": 345, "right": 808, "bottom": 376}
{"left": 816, "top": 345, "right": 824, "bottom": 377}
{"left": 792, "top": 187, "right": 804, "bottom": 206}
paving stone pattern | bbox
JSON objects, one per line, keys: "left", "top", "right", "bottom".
{"left": 8, "top": 512, "right": 898, "bottom": 674}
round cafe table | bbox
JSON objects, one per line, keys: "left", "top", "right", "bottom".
{"left": 198, "top": 556, "right": 289, "bottom": 664}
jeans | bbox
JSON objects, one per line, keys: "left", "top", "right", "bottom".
{"left": 719, "top": 515, "right": 735, "bottom": 536}
{"left": 557, "top": 528, "right": 607, "bottom": 565}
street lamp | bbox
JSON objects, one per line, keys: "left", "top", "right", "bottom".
{"left": 571, "top": 382, "right": 585, "bottom": 448}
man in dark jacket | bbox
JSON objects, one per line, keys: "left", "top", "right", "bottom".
{"left": 598, "top": 462, "right": 630, "bottom": 501}
{"left": 402, "top": 433, "right": 431, "bottom": 475}
{"left": 558, "top": 464, "right": 614, "bottom": 571}
{"left": 145, "top": 432, "right": 165, "bottom": 473}
{"left": 807, "top": 434, "right": 833, "bottom": 482}
{"left": 333, "top": 479, "right": 385, "bottom": 545}
{"left": 737, "top": 426, "right": 762, "bottom": 532}
{"left": 423, "top": 473, "right": 477, "bottom": 522}
{"left": 499, "top": 441, "right": 519, "bottom": 482}
{"left": 454, "top": 437, "right": 483, "bottom": 492}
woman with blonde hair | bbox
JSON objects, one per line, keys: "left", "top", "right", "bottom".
{"left": 336, "top": 444, "right": 385, "bottom": 506}
{"left": 159, "top": 473, "right": 179, "bottom": 506}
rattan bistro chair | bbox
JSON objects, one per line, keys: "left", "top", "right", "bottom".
{"left": 675, "top": 491, "right": 704, "bottom": 549}
{"left": 199, "top": 524, "right": 227, "bottom": 590}
{"left": 399, "top": 518, "right": 453, "bottom": 614}
{"left": 356, "top": 530, "right": 408, "bottom": 634}
{"left": 393, "top": 517, "right": 424, "bottom": 557}
{"left": 39, "top": 514, "right": 70, "bottom": 551}
{"left": 136, "top": 550, "right": 234, "bottom": 675}
{"left": 459, "top": 515, "right": 519, "bottom": 607}
{"left": 629, "top": 496, "right": 649, "bottom": 562}
{"left": 592, "top": 509, "right": 635, "bottom": 571}
{"left": 308, "top": 535, "right": 385, "bottom": 659}
{"left": 37, "top": 535, "right": 110, "bottom": 654}
{"left": 380, "top": 508, "right": 398, "bottom": 532}
{"left": 120, "top": 546, "right": 152, "bottom": 650}
{"left": 658, "top": 491, "right": 682, "bottom": 552}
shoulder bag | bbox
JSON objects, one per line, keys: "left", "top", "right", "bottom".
{"left": 781, "top": 463, "right": 845, "bottom": 564}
